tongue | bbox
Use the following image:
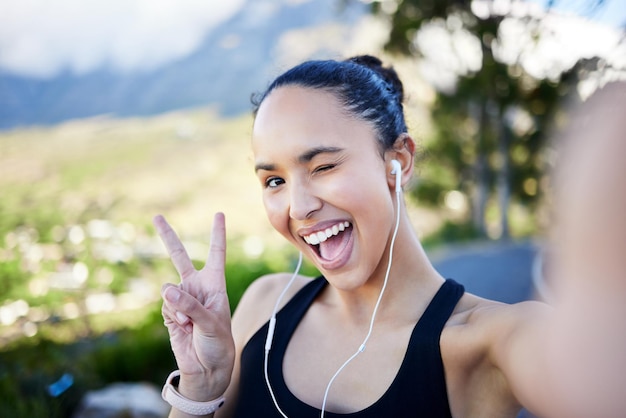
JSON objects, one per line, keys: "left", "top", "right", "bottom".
{"left": 319, "top": 228, "right": 351, "bottom": 261}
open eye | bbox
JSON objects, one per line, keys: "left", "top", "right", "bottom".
{"left": 265, "top": 177, "right": 285, "bottom": 189}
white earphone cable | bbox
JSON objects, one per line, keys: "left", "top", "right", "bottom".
{"left": 264, "top": 252, "right": 303, "bottom": 418}
{"left": 319, "top": 187, "right": 402, "bottom": 417}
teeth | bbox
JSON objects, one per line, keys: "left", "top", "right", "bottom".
{"left": 303, "top": 222, "right": 350, "bottom": 245}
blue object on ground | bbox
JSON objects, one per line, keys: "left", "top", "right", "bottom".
{"left": 48, "top": 373, "right": 74, "bottom": 397}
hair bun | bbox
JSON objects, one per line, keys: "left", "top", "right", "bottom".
{"left": 347, "top": 55, "right": 404, "bottom": 103}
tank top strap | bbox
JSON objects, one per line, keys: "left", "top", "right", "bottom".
{"left": 389, "top": 278, "right": 464, "bottom": 418}
{"left": 274, "top": 276, "right": 327, "bottom": 337}
{"left": 416, "top": 278, "right": 465, "bottom": 336}
{"left": 271, "top": 276, "right": 328, "bottom": 368}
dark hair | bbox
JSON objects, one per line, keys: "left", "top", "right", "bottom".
{"left": 252, "top": 55, "right": 407, "bottom": 151}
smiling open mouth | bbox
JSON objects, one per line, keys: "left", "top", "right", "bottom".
{"left": 302, "top": 221, "right": 352, "bottom": 261}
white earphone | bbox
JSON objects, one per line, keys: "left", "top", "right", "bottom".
{"left": 390, "top": 159, "right": 402, "bottom": 193}
{"left": 264, "top": 158, "right": 404, "bottom": 418}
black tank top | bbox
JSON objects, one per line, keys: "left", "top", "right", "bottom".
{"left": 233, "top": 277, "right": 464, "bottom": 417}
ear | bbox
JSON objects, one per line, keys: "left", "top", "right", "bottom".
{"left": 385, "top": 134, "right": 416, "bottom": 191}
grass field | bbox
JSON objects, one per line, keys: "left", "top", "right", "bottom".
{"left": 0, "top": 108, "right": 283, "bottom": 240}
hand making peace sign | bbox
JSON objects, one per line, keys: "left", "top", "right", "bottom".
{"left": 154, "top": 213, "right": 235, "bottom": 401}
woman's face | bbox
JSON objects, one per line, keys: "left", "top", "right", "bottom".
{"left": 252, "top": 86, "right": 397, "bottom": 288}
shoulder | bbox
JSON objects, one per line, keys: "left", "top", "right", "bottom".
{"left": 467, "top": 298, "right": 552, "bottom": 355}
{"left": 445, "top": 287, "right": 550, "bottom": 332}
{"left": 231, "top": 273, "right": 318, "bottom": 346}
{"left": 469, "top": 298, "right": 553, "bottom": 374}
{"left": 442, "top": 293, "right": 553, "bottom": 413}
{"left": 458, "top": 294, "right": 550, "bottom": 330}
{"left": 445, "top": 293, "right": 552, "bottom": 362}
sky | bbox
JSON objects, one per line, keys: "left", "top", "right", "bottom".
{"left": 0, "top": 0, "right": 624, "bottom": 79}
{"left": 0, "top": 0, "right": 247, "bottom": 78}
{"left": 532, "top": 0, "right": 626, "bottom": 28}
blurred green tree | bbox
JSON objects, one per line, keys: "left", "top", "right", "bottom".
{"left": 367, "top": 0, "right": 613, "bottom": 238}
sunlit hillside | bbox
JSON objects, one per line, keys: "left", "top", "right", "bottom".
{"left": 0, "top": 108, "right": 284, "bottom": 241}
{"left": 0, "top": 109, "right": 305, "bottom": 346}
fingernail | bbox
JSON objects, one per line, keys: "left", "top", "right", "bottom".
{"left": 176, "top": 311, "right": 189, "bottom": 324}
{"left": 164, "top": 287, "right": 180, "bottom": 303}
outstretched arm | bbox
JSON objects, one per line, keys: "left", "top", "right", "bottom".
{"left": 492, "top": 82, "right": 626, "bottom": 418}
{"left": 154, "top": 213, "right": 235, "bottom": 417}
{"left": 540, "top": 81, "right": 626, "bottom": 418}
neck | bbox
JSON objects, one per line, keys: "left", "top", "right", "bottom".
{"left": 326, "top": 212, "right": 444, "bottom": 324}
{"left": 377, "top": 214, "right": 444, "bottom": 316}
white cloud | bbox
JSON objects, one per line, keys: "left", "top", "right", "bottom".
{"left": 494, "top": 13, "right": 624, "bottom": 80}
{"left": 414, "top": 18, "right": 483, "bottom": 93}
{"left": 0, "top": 0, "right": 246, "bottom": 78}
{"left": 414, "top": 3, "right": 626, "bottom": 94}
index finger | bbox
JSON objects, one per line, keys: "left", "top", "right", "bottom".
{"left": 153, "top": 214, "right": 196, "bottom": 281}
{"left": 204, "top": 212, "right": 226, "bottom": 280}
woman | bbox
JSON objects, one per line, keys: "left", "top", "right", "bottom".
{"left": 155, "top": 56, "right": 624, "bottom": 417}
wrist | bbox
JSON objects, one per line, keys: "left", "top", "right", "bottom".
{"left": 177, "top": 372, "right": 226, "bottom": 402}
{"left": 162, "top": 371, "right": 225, "bottom": 416}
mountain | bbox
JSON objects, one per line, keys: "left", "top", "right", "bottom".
{"left": 0, "top": 0, "right": 367, "bottom": 130}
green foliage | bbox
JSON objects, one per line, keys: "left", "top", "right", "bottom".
{"left": 0, "top": 339, "right": 87, "bottom": 417}
{"left": 371, "top": 0, "right": 605, "bottom": 237}
{"left": 0, "top": 375, "right": 73, "bottom": 418}
{"left": 0, "top": 259, "right": 28, "bottom": 298}
{"left": 0, "top": 191, "right": 66, "bottom": 244}
{"left": 83, "top": 310, "right": 175, "bottom": 384}
{"left": 378, "top": 0, "right": 467, "bottom": 55}
{"left": 0, "top": 307, "right": 173, "bottom": 417}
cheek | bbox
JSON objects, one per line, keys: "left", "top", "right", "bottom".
{"left": 263, "top": 193, "right": 290, "bottom": 236}
{"left": 339, "top": 174, "right": 391, "bottom": 212}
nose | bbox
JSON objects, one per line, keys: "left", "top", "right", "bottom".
{"left": 288, "top": 181, "right": 322, "bottom": 220}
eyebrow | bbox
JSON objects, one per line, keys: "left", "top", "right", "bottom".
{"left": 298, "top": 146, "right": 343, "bottom": 163}
{"left": 254, "top": 146, "right": 344, "bottom": 172}
{"left": 254, "top": 162, "right": 276, "bottom": 172}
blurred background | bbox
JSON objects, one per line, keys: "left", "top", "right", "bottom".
{"left": 0, "top": 0, "right": 624, "bottom": 416}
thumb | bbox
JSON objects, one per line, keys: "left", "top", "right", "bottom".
{"left": 162, "top": 285, "right": 191, "bottom": 325}
{"left": 162, "top": 284, "right": 224, "bottom": 335}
